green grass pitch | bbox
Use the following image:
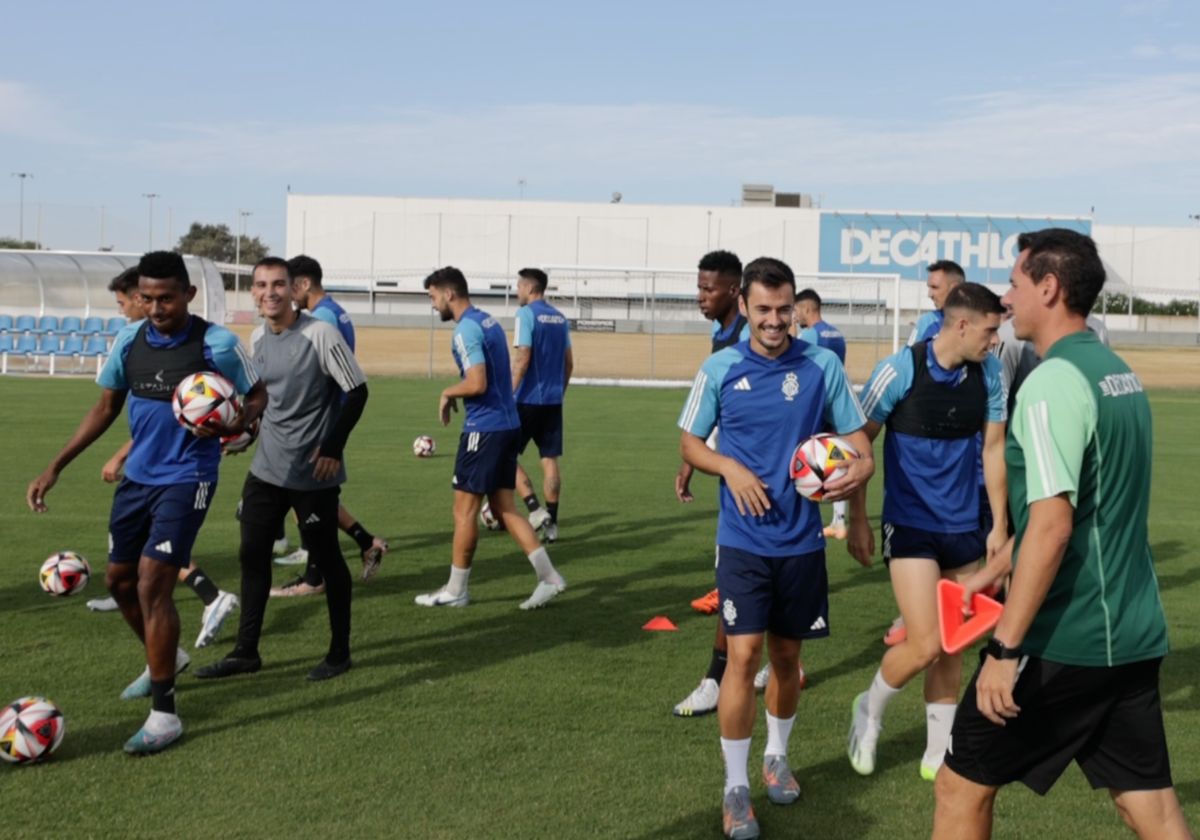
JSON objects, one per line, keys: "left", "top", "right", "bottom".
{"left": 0, "top": 377, "right": 1196, "bottom": 839}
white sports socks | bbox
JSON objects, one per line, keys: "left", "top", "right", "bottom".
{"left": 721, "top": 737, "right": 752, "bottom": 793}
{"left": 923, "top": 702, "right": 957, "bottom": 768}
{"left": 527, "top": 547, "right": 559, "bottom": 583}
{"left": 866, "top": 668, "right": 902, "bottom": 720}
{"left": 447, "top": 565, "right": 471, "bottom": 597}
{"left": 764, "top": 713, "right": 795, "bottom": 759}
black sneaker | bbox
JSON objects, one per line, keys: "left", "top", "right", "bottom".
{"left": 194, "top": 655, "right": 263, "bottom": 679}
{"left": 308, "top": 657, "right": 352, "bottom": 682}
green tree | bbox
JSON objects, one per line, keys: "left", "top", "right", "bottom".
{"left": 0, "top": 237, "right": 40, "bottom": 249}
{"left": 175, "top": 222, "right": 269, "bottom": 289}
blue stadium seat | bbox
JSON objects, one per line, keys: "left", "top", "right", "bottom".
{"left": 56, "top": 335, "right": 83, "bottom": 356}
{"left": 82, "top": 316, "right": 105, "bottom": 335}
{"left": 14, "top": 334, "right": 36, "bottom": 354}
{"left": 33, "top": 316, "right": 58, "bottom": 335}
{"left": 80, "top": 336, "right": 108, "bottom": 357}
{"left": 33, "top": 335, "right": 59, "bottom": 373}
{"left": 15, "top": 315, "right": 35, "bottom": 334}
{"left": 101, "top": 317, "right": 127, "bottom": 336}
{"left": 0, "top": 315, "right": 12, "bottom": 333}
{"left": 0, "top": 334, "right": 13, "bottom": 374}
{"left": 60, "top": 316, "right": 82, "bottom": 335}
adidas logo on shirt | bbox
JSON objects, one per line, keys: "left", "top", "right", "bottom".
{"left": 304, "top": 513, "right": 321, "bottom": 525}
{"left": 733, "top": 377, "right": 752, "bottom": 391}
{"left": 155, "top": 541, "right": 173, "bottom": 555}
{"left": 810, "top": 616, "right": 827, "bottom": 631}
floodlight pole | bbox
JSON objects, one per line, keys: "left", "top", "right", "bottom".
{"left": 11, "top": 173, "right": 32, "bottom": 241}
{"left": 143, "top": 193, "right": 159, "bottom": 250}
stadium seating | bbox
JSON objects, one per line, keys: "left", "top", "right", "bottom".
{"left": 0, "top": 314, "right": 12, "bottom": 333}
{"left": 80, "top": 335, "right": 108, "bottom": 376}
{"left": 60, "top": 316, "right": 82, "bottom": 335}
{"left": 0, "top": 334, "right": 12, "bottom": 374}
{"left": 31, "top": 335, "right": 59, "bottom": 372}
{"left": 82, "top": 316, "right": 105, "bottom": 335}
{"left": 15, "top": 315, "right": 35, "bottom": 334}
{"left": 33, "top": 316, "right": 59, "bottom": 335}
{"left": 101, "top": 317, "right": 126, "bottom": 336}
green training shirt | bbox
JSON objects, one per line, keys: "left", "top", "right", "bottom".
{"left": 1007, "top": 330, "right": 1168, "bottom": 667}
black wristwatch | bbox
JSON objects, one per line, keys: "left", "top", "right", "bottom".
{"left": 985, "top": 638, "right": 1023, "bottom": 661}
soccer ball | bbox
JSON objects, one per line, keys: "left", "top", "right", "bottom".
{"left": 479, "top": 502, "right": 505, "bottom": 531}
{"left": 412, "top": 436, "right": 436, "bottom": 458}
{"left": 0, "top": 697, "right": 65, "bottom": 765}
{"left": 38, "top": 552, "right": 90, "bottom": 596}
{"left": 173, "top": 371, "right": 237, "bottom": 432}
{"left": 790, "top": 434, "right": 859, "bottom": 502}
{"left": 221, "top": 413, "right": 260, "bottom": 455}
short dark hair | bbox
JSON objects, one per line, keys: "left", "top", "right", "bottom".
{"left": 287, "top": 254, "right": 323, "bottom": 286}
{"left": 698, "top": 250, "right": 742, "bottom": 281}
{"left": 108, "top": 267, "right": 140, "bottom": 295}
{"left": 423, "top": 266, "right": 469, "bottom": 298}
{"left": 253, "top": 256, "right": 293, "bottom": 280}
{"left": 137, "top": 251, "right": 190, "bottom": 289}
{"left": 927, "top": 260, "right": 966, "bottom": 283}
{"left": 943, "top": 282, "right": 1004, "bottom": 319}
{"left": 795, "top": 288, "right": 822, "bottom": 308}
{"left": 518, "top": 268, "right": 548, "bottom": 295}
{"left": 1016, "top": 229, "right": 1106, "bottom": 317}
{"left": 741, "top": 257, "right": 795, "bottom": 302}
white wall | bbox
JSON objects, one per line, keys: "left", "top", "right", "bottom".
{"left": 285, "top": 194, "right": 1200, "bottom": 302}
{"left": 286, "top": 194, "right": 822, "bottom": 278}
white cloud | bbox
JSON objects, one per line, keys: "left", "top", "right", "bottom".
{"left": 1132, "top": 44, "right": 1164, "bottom": 58}
{"left": 1173, "top": 44, "right": 1200, "bottom": 60}
{"left": 1122, "top": 0, "right": 1170, "bottom": 15}
{"left": 102, "top": 74, "right": 1200, "bottom": 194}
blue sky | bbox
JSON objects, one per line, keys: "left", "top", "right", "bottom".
{"left": 2, "top": 0, "right": 1199, "bottom": 255}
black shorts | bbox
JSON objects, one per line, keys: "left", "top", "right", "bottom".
{"left": 715, "top": 546, "right": 829, "bottom": 640}
{"left": 517, "top": 403, "right": 563, "bottom": 459}
{"left": 237, "top": 473, "right": 341, "bottom": 536}
{"left": 881, "top": 522, "right": 984, "bottom": 571}
{"left": 945, "top": 653, "right": 1172, "bottom": 795}
{"left": 453, "top": 429, "right": 519, "bottom": 495}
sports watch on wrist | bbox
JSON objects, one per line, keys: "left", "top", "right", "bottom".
{"left": 985, "top": 637, "right": 1023, "bottom": 661}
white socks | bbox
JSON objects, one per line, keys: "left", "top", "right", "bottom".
{"left": 447, "top": 565, "right": 471, "bottom": 597}
{"left": 923, "top": 702, "right": 957, "bottom": 768}
{"left": 721, "top": 737, "right": 751, "bottom": 793}
{"left": 764, "top": 713, "right": 794, "bottom": 759}
{"left": 144, "top": 710, "right": 181, "bottom": 735}
{"left": 832, "top": 500, "right": 847, "bottom": 523}
{"left": 527, "top": 547, "right": 560, "bottom": 584}
{"left": 866, "top": 668, "right": 902, "bottom": 720}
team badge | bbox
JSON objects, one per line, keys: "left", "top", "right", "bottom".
{"left": 782, "top": 372, "right": 800, "bottom": 401}
{"left": 722, "top": 598, "right": 737, "bottom": 626}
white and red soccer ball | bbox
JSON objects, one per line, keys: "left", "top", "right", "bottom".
{"left": 38, "top": 552, "right": 89, "bottom": 596}
{"left": 479, "top": 501, "right": 505, "bottom": 531}
{"left": 0, "top": 697, "right": 65, "bottom": 765}
{"left": 790, "top": 434, "right": 859, "bottom": 502}
{"left": 412, "top": 436, "right": 436, "bottom": 458}
{"left": 173, "top": 371, "right": 238, "bottom": 432}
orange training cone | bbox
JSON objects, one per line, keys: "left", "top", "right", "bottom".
{"left": 937, "top": 579, "right": 1004, "bottom": 655}
{"left": 643, "top": 616, "right": 678, "bottom": 631}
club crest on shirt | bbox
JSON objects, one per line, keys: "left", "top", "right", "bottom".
{"left": 782, "top": 372, "right": 800, "bottom": 401}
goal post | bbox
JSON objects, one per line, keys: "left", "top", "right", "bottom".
{"left": 539, "top": 265, "right": 903, "bottom": 387}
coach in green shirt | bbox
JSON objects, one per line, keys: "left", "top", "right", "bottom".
{"left": 931, "top": 229, "right": 1191, "bottom": 840}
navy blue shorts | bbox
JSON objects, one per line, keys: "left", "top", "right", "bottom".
{"left": 453, "top": 429, "right": 520, "bottom": 495}
{"left": 715, "top": 545, "right": 829, "bottom": 640}
{"left": 109, "top": 478, "right": 217, "bottom": 567}
{"left": 517, "top": 403, "right": 563, "bottom": 459}
{"left": 881, "top": 522, "right": 983, "bottom": 571}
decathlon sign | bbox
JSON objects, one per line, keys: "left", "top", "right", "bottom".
{"left": 818, "top": 213, "right": 1092, "bottom": 282}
